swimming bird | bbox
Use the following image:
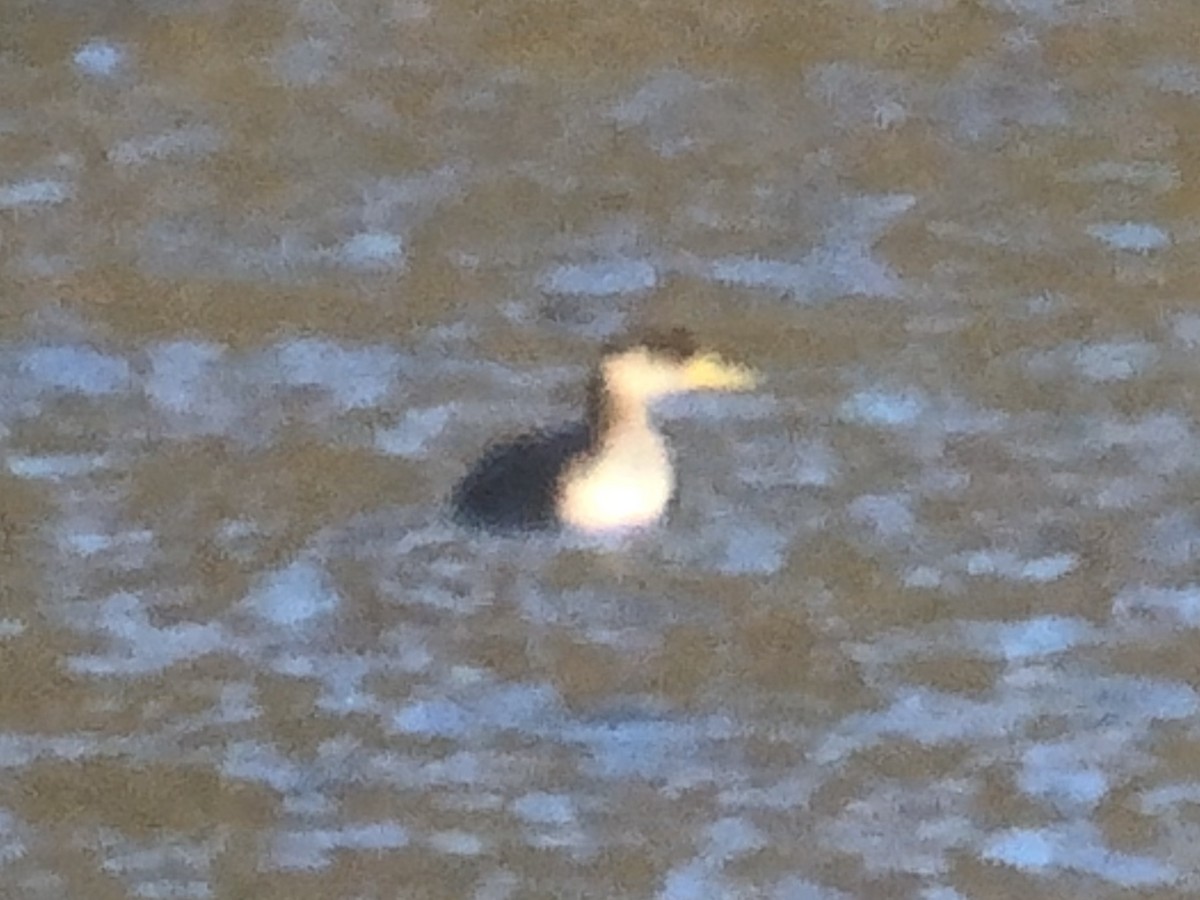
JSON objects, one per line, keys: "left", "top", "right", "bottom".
{"left": 451, "top": 328, "right": 757, "bottom": 535}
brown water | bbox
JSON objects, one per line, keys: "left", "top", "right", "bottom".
{"left": 3, "top": 0, "right": 1200, "bottom": 897}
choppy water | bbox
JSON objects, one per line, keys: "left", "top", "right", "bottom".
{"left": 3, "top": 0, "right": 1200, "bottom": 897}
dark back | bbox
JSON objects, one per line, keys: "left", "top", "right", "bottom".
{"left": 450, "top": 423, "right": 594, "bottom": 531}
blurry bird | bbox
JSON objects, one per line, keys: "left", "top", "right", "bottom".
{"left": 451, "top": 328, "right": 757, "bottom": 535}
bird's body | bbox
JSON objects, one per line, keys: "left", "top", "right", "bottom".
{"left": 557, "top": 419, "right": 674, "bottom": 532}
{"left": 451, "top": 328, "right": 755, "bottom": 536}
{"left": 451, "top": 423, "right": 593, "bottom": 531}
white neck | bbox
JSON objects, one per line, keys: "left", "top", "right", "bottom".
{"left": 558, "top": 419, "right": 675, "bottom": 534}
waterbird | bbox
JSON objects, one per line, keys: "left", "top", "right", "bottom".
{"left": 451, "top": 328, "right": 757, "bottom": 535}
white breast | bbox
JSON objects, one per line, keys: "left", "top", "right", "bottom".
{"left": 557, "top": 432, "right": 675, "bottom": 534}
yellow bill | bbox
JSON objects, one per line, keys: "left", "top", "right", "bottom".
{"left": 683, "top": 352, "right": 759, "bottom": 391}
